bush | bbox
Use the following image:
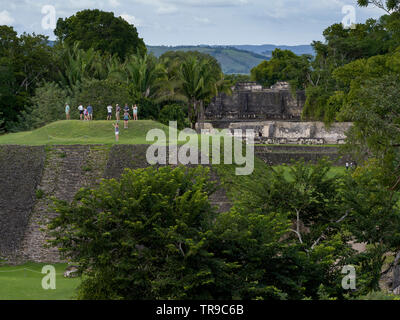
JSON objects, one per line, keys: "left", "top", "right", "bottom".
{"left": 159, "top": 104, "right": 189, "bottom": 130}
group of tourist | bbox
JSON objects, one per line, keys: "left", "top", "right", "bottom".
{"left": 64, "top": 103, "right": 139, "bottom": 124}
{"left": 64, "top": 103, "right": 139, "bottom": 142}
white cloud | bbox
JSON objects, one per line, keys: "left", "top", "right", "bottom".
{"left": 120, "top": 13, "right": 141, "bottom": 26}
{"left": 0, "top": 10, "right": 15, "bottom": 25}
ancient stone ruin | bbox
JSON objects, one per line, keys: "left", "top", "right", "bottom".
{"left": 201, "top": 81, "right": 351, "bottom": 145}
{"left": 205, "top": 81, "right": 305, "bottom": 122}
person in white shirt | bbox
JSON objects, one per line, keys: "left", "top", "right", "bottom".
{"left": 107, "top": 105, "right": 113, "bottom": 120}
{"left": 78, "top": 104, "right": 84, "bottom": 120}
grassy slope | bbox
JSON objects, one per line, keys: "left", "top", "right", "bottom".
{"left": 0, "top": 120, "right": 175, "bottom": 146}
{"left": 0, "top": 263, "right": 80, "bottom": 300}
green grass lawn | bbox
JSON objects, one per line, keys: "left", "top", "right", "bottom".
{"left": 0, "top": 263, "right": 80, "bottom": 300}
{"left": 0, "top": 120, "right": 175, "bottom": 146}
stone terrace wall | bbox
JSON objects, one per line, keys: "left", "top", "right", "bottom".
{"left": 201, "top": 121, "right": 352, "bottom": 145}
{"left": 205, "top": 86, "right": 305, "bottom": 121}
{"left": 0, "top": 146, "right": 46, "bottom": 259}
{"left": 15, "top": 145, "right": 109, "bottom": 263}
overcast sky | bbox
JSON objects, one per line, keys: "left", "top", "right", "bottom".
{"left": 0, "top": 0, "right": 384, "bottom": 46}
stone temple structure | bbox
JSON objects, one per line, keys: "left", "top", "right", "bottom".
{"left": 205, "top": 81, "right": 305, "bottom": 122}
{"left": 200, "top": 82, "right": 352, "bottom": 145}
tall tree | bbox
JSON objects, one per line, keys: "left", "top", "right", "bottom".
{"left": 0, "top": 26, "right": 55, "bottom": 131}
{"left": 250, "top": 49, "right": 312, "bottom": 90}
{"left": 54, "top": 9, "right": 146, "bottom": 60}
{"left": 123, "top": 54, "right": 167, "bottom": 101}
{"left": 177, "top": 55, "right": 226, "bottom": 128}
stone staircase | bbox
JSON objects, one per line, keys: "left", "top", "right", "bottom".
{"left": 15, "top": 145, "right": 109, "bottom": 263}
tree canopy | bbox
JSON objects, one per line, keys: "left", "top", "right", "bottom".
{"left": 250, "top": 49, "right": 312, "bottom": 90}
{"left": 54, "top": 9, "right": 146, "bottom": 60}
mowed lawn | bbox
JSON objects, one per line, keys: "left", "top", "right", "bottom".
{"left": 0, "top": 263, "right": 80, "bottom": 300}
{"left": 0, "top": 120, "right": 175, "bottom": 146}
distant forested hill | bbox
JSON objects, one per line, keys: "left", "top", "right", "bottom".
{"left": 147, "top": 44, "right": 314, "bottom": 74}
{"left": 231, "top": 44, "right": 314, "bottom": 58}
{"left": 147, "top": 45, "right": 267, "bottom": 74}
{"left": 48, "top": 40, "right": 312, "bottom": 74}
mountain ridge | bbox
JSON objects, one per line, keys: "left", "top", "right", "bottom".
{"left": 147, "top": 44, "right": 314, "bottom": 74}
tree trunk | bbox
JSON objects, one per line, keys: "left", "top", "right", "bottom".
{"left": 198, "top": 100, "right": 205, "bottom": 131}
{"left": 192, "top": 100, "right": 197, "bottom": 130}
{"left": 188, "top": 98, "right": 195, "bottom": 130}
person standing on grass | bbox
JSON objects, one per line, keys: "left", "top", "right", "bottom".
{"left": 116, "top": 104, "right": 121, "bottom": 121}
{"left": 87, "top": 104, "right": 93, "bottom": 120}
{"left": 65, "top": 103, "right": 70, "bottom": 120}
{"left": 107, "top": 104, "right": 113, "bottom": 120}
{"left": 133, "top": 104, "right": 138, "bottom": 121}
{"left": 78, "top": 104, "right": 84, "bottom": 120}
{"left": 124, "top": 103, "right": 130, "bottom": 114}
{"left": 123, "top": 109, "right": 131, "bottom": 129}
{"left": 84, "top": 107, "right": 89, "bottom": 121}
{"left": 113, "top": 123, "right": 120, "bottom": 142}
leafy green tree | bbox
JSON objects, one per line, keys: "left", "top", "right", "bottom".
{"left": 230, "top": 160, "right": 353, "bottom": 299}
{"left": 226, "top": 159, "right": 400, "bottom": 298}
{"left": 0, "top": 26, "right": 56, "bottom": 130}
{"left": 48, "top": 166, "right": 230, "bottom": 300}
{"left": 250, "top": 49, "right": 312, "bottom": 90}
{"left": 54, "top": 9, "right": 146, "bottom": 60}
{"left": 302, "top": 18, "right": 395, "bottom": 122}
{"left": 340, "top": 162, "right": 400, "bottom": 294}
{"left": 337, "top": 71, "right": 400, "bottom": 174}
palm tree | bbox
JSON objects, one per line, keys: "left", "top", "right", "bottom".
{"left": 58, "top": 42, "right": 105, "bottom": 92}
{"left": 177, "top": 55, "right": 228, "bottom": 129}
{"left": 124, "top": 53, "right": 167, "bottom": 101}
